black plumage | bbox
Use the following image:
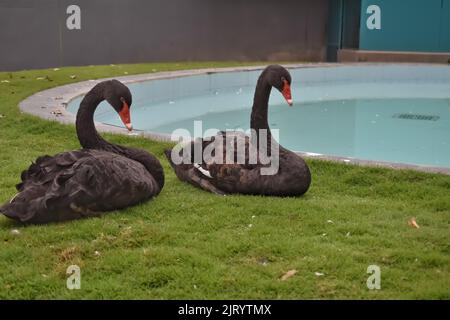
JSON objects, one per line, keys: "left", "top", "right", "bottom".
{"left": 165, "top": 65, "right": 311, "bottom": 196}
{"left": 1, "top": 80, "right": 164, "bottom": 224}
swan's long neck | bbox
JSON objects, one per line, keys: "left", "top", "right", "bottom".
{"left": 75, "top": 83, "right": 165, "bottom": 192}
{"left": 251, "top": 76, "right": 272, "bottom": 132}
{"left": 250, "top": 75, "right": 275, "bottom": 151}
{"left": 76, "top": 84, "right": 109, "bottom": 150}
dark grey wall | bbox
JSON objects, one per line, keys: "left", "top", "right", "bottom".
{"left": 0, "top": 0, "right": 329, "bottom": 71}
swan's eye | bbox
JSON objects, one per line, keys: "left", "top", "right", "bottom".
{"left": 120, "top": 97, "right": 125, "bottom": 103}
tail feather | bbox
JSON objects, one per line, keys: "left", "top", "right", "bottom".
{"left": 164, "top": 148, "right": 183, "bottom": 171}
{"left": 164, "top": 149, "right": 173, "bottom": 165}
{"left": 164, "top": 148, "right": 226, "bottom": 195}
{"left": 0, "top": 200, "right": 28, "bottom": 222}
{"left": 1, "top": 189, "right": 48, "bottom": 223}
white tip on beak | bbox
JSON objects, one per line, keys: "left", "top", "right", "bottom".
{"left": 125, "top": 123, "right": 133, "bottom": 131}
{"left": 287, "top": 99, "right": 293, "bottom": 106}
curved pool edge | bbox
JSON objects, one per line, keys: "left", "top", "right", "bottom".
{"left": 19, "top": 63, "right": 450, "bottom": 176}
{"left": 20, "top": 64, "right": 318, "bottom": 140}
{"left": 296, "top": 152, "right": 450, "bottom": 175}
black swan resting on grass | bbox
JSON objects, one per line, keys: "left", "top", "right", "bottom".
{"left": 165, "top": 65, "right": 311, "bottom": 196}
{"left": 0, "top": 80, "right": 164, "bottom": 224}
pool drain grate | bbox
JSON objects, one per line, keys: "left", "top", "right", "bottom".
{"left": 393, "top": 113, "right": 440, "bottom": 121}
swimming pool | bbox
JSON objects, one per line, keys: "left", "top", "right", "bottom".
{"left": 67, "top": 64, "right": 450, "bottom": 169}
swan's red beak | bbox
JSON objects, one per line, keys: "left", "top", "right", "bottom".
{"left": 282, "top": 79, "right": 293, "bottom": 106}
{"left": 119, "top": 101, "right": 132, "bottom": 131}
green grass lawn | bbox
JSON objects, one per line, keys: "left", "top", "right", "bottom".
{"left": 0, "top": 62, "right": 449, "bottom": 299}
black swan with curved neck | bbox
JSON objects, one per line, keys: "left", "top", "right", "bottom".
{"left": 1, "top": 80, "right": 164, "bottom": 224}
{"left": 165, "top": 65, "right": 311, "bottom": 196}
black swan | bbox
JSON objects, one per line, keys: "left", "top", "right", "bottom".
{"left": 165, "top": 65, "right": 311, "bottom": 196}
{"left": 0, "top": 80, "right": 164, "bottom": 224}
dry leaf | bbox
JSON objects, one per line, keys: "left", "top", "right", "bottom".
{"left": 408, "top": 218, "right": 420, "bottom": 229}
{"left": 280, "top": 269, "right": 297, "bottom": 281}
{"left": 59, "top": 246, "right": 79, "bottom": 262}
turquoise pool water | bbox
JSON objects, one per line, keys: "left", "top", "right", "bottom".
{"left": 67, "top": 65, "right": 450, "bottom": 168}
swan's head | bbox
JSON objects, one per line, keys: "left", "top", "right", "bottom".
{"left": 264, "top": 65, "right": 293, "bottom": 106}
{"left": 104, "top": 80, "right": 133, "bottom": 131}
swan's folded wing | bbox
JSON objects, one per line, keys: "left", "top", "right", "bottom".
{"left": 44, "top": 152, "right": 157, "bottom": 214}
{"left": 16, "top": 150, "right": 90, "bottom": 192}
{"left": 2, "top": 150, "right": 95, "bottom": 223}
{"left": 4, "top": 150, "right": 156, "bottom": 223}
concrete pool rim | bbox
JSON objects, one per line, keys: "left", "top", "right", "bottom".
{"left": 18, "top": 63, "right": 450, "bottom": 176}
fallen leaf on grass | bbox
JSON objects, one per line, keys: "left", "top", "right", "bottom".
{"left": 36, "top": 76, "right": 52, "bottom": 81}
{"left": 59, "top": 246, "right": 79, "bottom": 262}
{"left": 280, "top": 269, "right": 297, "bottom": 281}
{"left": 408, "top": 218, "right": 420, "bottom": 229}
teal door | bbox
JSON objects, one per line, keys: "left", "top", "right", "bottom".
{"left": 327, "top": 0, "right": 362, "bottom": 61}
{"left": 441, "top": 0, "right": 450, "bottom": 52}
{"left": 360, "top": 0, "right": 450, "bottom": 53}
{"left": 327, "top": 0, "right": 344, "bottom": 61}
